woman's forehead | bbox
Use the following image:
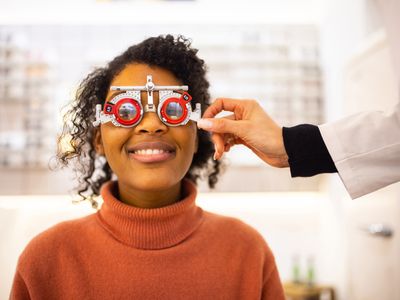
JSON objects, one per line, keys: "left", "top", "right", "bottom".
{"left": 110, "top": 63, "right": 182, "bottom": 86}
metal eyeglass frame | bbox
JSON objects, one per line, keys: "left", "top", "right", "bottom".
{"left": 93, "top": 75, "right": 201, "bottom": 128}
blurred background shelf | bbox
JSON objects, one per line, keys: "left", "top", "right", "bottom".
{"left": 0, "top": 1, "right": 399, "bottom": 300}
{"left": 0, "top": 23, "right": 324, "bottom": 191}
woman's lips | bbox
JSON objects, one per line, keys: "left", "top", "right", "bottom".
{"left": 129, "top": 150, "right": 176, "bottom": 163}
{"left": 127, "top": 141, "right": 176, "bottom": 163}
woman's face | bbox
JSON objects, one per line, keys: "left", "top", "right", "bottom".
{"left": 94, "top": 63, "right": 198, "bottom": 193}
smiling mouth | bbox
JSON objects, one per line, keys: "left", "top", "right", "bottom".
{"left": 127, "top": 142, "right": 176, "bottom": 163}
{"left": 132, "top": 149, "right": 171, "bottom": 155}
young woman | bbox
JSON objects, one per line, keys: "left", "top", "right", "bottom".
{"left": 10, "top": 35, "right": 285, "bottom": 300}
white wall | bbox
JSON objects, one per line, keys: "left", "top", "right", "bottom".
{"left": 320, "top": 0, "right": 383, "bottom": 122}
{"left": 318, "top": 0, "right": 388, "bottom": 299}
{"left": 0, "top": 0, "right": 324, "bottom": 25}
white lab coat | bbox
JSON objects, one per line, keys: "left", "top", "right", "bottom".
{"left": 319, "top": 102, "right": 400, "bottom": 199}
{"left": 319, "top": 0, "right": 400, "bottom": 199}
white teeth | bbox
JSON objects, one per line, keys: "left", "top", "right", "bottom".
{"left": 133, "top": 149, "right": 166, "bottom": 155}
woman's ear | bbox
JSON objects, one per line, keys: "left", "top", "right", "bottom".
{"left": 93, "top": 129, "right": 105, "bottom": 155}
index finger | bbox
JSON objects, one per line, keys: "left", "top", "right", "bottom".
{"left": 203, "top": 98, "right": 246, "bottom": 119}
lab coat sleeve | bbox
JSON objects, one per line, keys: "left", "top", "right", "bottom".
{"left": 319, "top": 101, "right": 400, "bottom": 199}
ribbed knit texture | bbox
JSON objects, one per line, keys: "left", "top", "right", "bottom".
{"left": 10, "top": 180, "right": 285, "bottom": 300}
{"left": 97, "top": 180, "right": 203, "bottom": 250}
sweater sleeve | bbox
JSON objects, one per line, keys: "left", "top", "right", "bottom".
{"left": 9, "top": 271, "right": 31, "bottom": 300}
{"left": 262, "top": 263, "right": 285, "bottom": 300}
{"left": 282, "top": 124, "right": 337, "bottom": 177}
{"left": 260, "top": 241, "right": 285, "bottom": 300}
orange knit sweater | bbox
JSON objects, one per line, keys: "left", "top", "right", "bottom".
{"left": 10, "top": 180, "right": 285, "bottom": 300}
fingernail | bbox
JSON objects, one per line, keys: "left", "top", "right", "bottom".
{"left": 197, "top": 119, "right": 213, "bottom": 129}
{"left": 213, "top": 152, "right": 218, "bottom": 160}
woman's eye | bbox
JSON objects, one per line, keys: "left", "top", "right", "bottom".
{"left": 118, "top": 103, "right": 138, "bottom": 121}
{"left": 165, "top": 102, "right": 183, "bottom": 120}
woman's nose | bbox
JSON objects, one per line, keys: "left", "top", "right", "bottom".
{"left": 134, "top": 111, "right": 168, "bottom": 135}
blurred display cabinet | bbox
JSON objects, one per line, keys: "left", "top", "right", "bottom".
{"left": 0, "top": 24, "right": 322, "bottom": 193}
{"left": 0, "top": 30, "right": 55, "bottom": 169}
{"left": 201, "top": 25, "right": 322, "bottom": 125}
{"left": 199, "top": 25, "right": 323, "bottom": 165}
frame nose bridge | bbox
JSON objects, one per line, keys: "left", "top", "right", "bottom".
{"left": 144, "top": 75, "right": 156, "bottom": 113}
{"left": 141, "top": 90, "right": 160, "bottom": 113}
{"left": 135, "top": 108, "right": 167, "bottom": 133}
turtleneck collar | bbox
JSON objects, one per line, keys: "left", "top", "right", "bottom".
{"left": 96, "top": 179, "right": 204, "bottom": 250}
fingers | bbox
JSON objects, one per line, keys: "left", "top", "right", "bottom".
{"left": 198, "top": 117, "right": 245, "bottom": 137}
{"left": 197, "top": 113, "right": 235, "bottom": 129}
{"left": 211, "top": 133, "right": 225, "bottom": 160}
{"left": 210, "top": 132, "right": 239, "bottom": 160}
{"left": 202, "top": 98, "right": 247, "bottom": 119}
{"left": 224, "top": 137, "right": 234, "bottom": 152}
{"left": 199, "top": 98, "right": 258, "bottom": 160}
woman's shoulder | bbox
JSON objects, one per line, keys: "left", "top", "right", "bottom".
{"left": 31, "top": 213, "right": 96, "bottom": 241}
{"left": 17, "top": 213, "right": 97, "bottom": 268}
{"left": 201, "top": 210, "right": 269, "bottom": 249}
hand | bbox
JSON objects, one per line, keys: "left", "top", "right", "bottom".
{"left": 197, "top": 98, "right": 289, "bottom": 168}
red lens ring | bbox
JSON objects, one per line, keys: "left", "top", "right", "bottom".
{"left": 114, "top": 98, "right": 142, "bottom": 126}
{"left": 160, "top": 97, "right": 188, "bottom": 125}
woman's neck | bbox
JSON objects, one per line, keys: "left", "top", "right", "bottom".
{"left": 117, "top": 182, "right": 182, "bottom": 208}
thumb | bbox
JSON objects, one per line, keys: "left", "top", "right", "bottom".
{"left": 197, "top": 118, "right": 245, "bottom": 136}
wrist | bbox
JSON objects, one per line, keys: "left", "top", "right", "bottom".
{"left": 276, "top": 128, "right": 289, "bottom": 167}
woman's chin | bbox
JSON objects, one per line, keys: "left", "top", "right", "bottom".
{"left": 124, "top": 176, "right": 181, "bottom": 192}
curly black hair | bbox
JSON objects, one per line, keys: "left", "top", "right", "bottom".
{"left": 57, "top": 35, "right": 221, "bottom": 207}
